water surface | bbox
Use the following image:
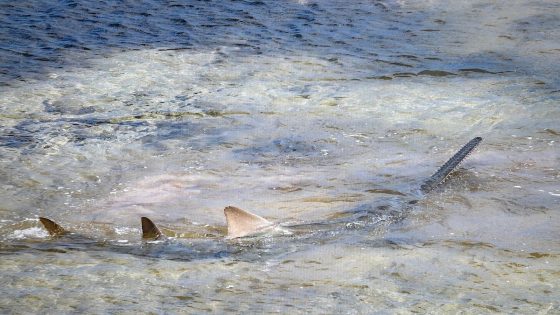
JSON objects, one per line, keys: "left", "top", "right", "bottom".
{"left": 1, "top": 0, "right": 559, "bottom": 313}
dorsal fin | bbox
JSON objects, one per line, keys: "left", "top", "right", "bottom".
{"left": 39, "top": 217, "right": 66, "bottom": 236}
{"left": 224, "top": 206, "right": 273, "bottom": 239}
{"left": 141, "top": 217, "right": 164, "bottom": 239}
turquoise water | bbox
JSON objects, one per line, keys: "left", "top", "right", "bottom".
{"left": 1, "top": 0, "right": 559, "bottom": 313}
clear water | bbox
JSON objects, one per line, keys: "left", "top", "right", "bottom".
{"left": 1, "top": 0, "right": 559, "bottom": 313}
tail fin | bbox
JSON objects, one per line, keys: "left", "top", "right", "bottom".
{"left": 224, "top": 206, "right": 273, "bottom": 239}
{"left": 39, "top": 217, "right": 66, "bottom": 236}
{"left": 420, "top": 137, "right": 482, "bottom": 193}
{"left": 141, "top": 217, "right": 164, "bottom": 239}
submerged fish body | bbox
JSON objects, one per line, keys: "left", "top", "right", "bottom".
{"left": 33, "top": 137, "right": 483, "bottom": 260}
{"left": 220, "top": 137, "right": 484, "bottom": 239}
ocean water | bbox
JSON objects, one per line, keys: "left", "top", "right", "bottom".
{"left": 1, "top": 0, "right": 559, "bottom": 313}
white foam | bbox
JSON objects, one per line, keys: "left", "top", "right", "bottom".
{"left": 8, "top": 227, "right": 49, "bottom": 240}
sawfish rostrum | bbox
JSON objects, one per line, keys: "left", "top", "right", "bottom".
{"left": 420, "top": 137, "right": 482, "bottom": 194}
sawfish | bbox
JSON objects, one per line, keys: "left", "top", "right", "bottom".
{"left": 32, "top": 137, "right": 482, "bottom": 260}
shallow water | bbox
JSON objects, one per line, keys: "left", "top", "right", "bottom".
{"left": 1, "top": 0, "right": 559, "bottom": 313}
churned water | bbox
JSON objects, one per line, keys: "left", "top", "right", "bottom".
{"left": 1, "top": 0, "right": 559, "bottom": 313}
